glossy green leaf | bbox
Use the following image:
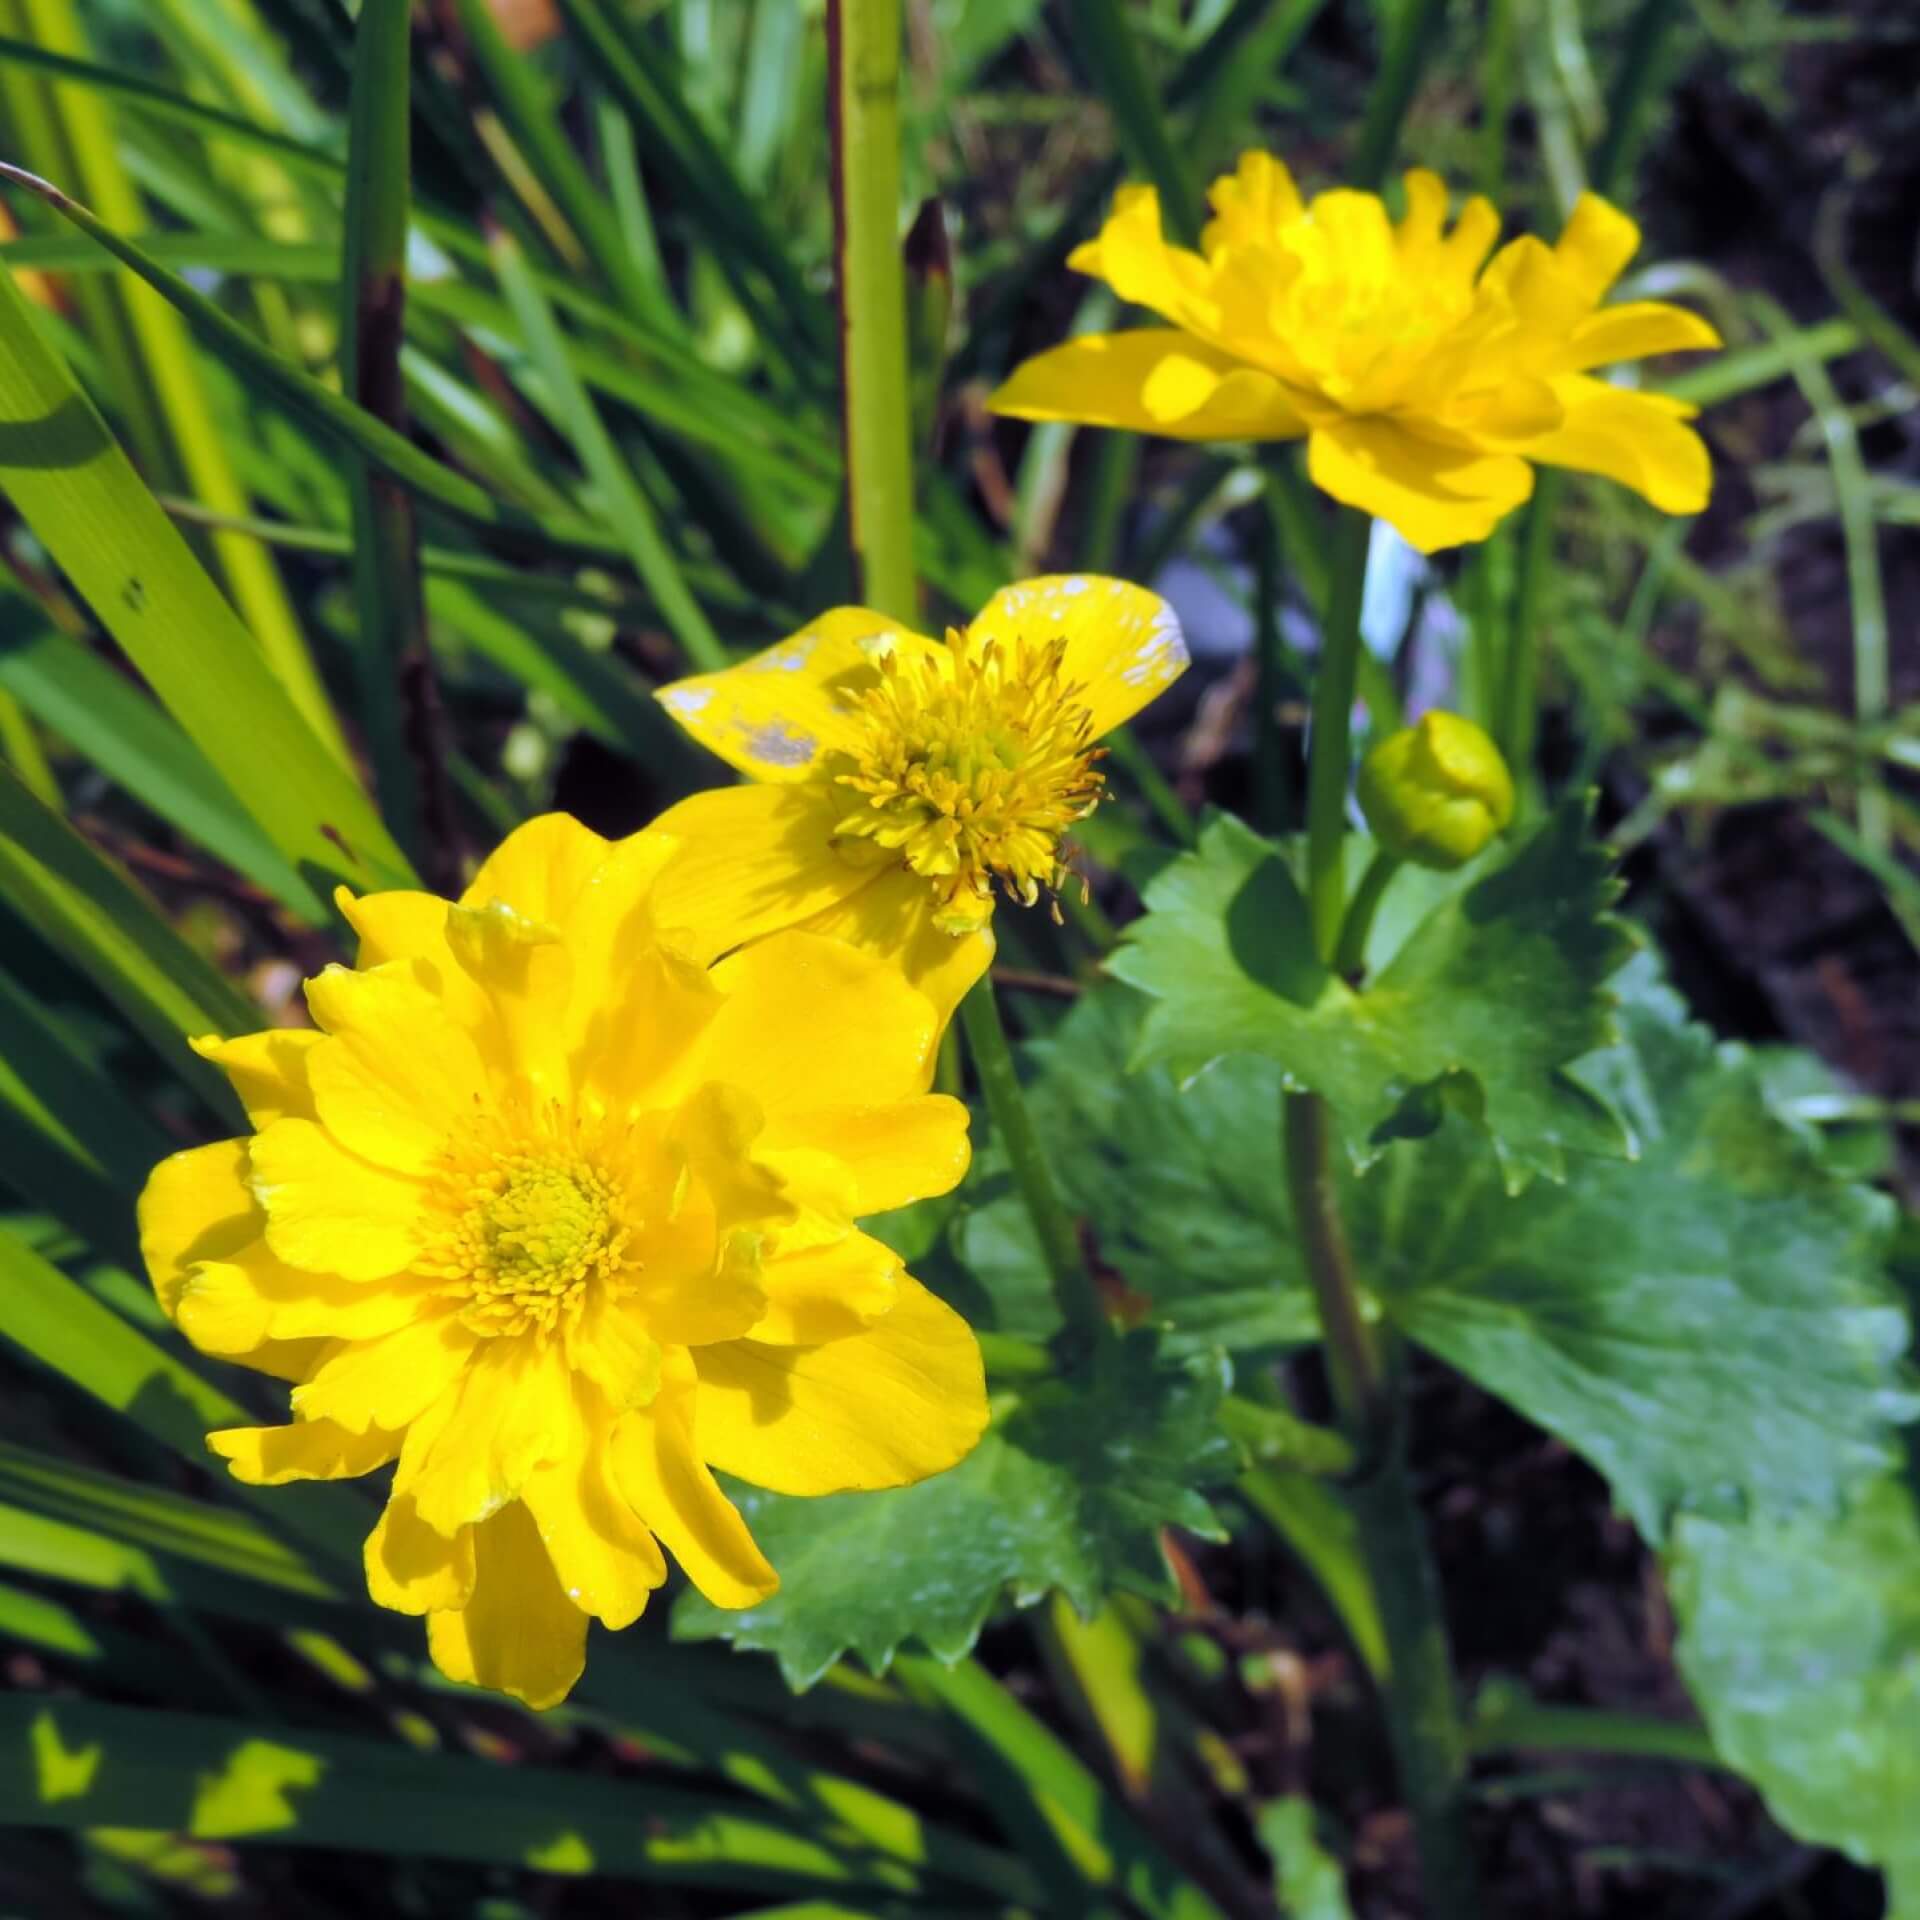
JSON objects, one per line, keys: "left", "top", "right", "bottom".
{"left": 971, "top": 971, "right": 1914, "bottom": 1539}
{"left": 1108, "top": 800, "right": 1633, "bottom": 1189}
{"left": 0, "top": 1696, "right": 912, "bottom": 1895}
{"left": 0, "top": 257, "right": 411, "bottom": 894}
{"left": 675, "top": 1332, "right": 1236, "bottom": 1688}
{"left": 1372, "top": 964, "right": 1916, "bottom": 1537}
{"left": 0, "top": 609, "right": 326, "bottom": 920}
{"left": 1672, "top": 1470, "right": 1920, "bottom": 1916}
{"left": 952, "top": 987, "right": 1320, "bottom": 1358}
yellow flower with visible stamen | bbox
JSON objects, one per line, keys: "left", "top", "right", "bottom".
{"left": 988, "top": 154, "right": 1720, "bottom": 553}
{"left": 137, "top": 815, "right": 987, "bottom": 1710}
{"left": 651, "top": 576, "right": 1187, "bottom": 1019}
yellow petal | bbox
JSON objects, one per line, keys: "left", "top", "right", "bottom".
{"left": 520, "top": 1384, "right": 666, "bottom": 1630}
{"left": 654, "top": 607, "right": 944, "bottom": 782}
{"left": 1202, "top": 150, "right": 1304, "bottom": 252}
{"left": 460, "top": 810, "right": 613, "bottom": 926}
{"left": 365, "top": 1491, "right": 474, "bottom": 1614}
{"left": 989, "top": 331, "right": 1306, "bottom": 443}
{"left": 558, "top": 829, "right": 683, "bottom": 1030}
{"left": 178, "top": 1243, "right": 435, "bottom": 1354}
{"left": 1532, "top": 376, "right": 1712, "bottom": 514}
{"left": 189, "top": 1030, "right": 321, "bottom": 1128}
{"left": 693, "top": 1275, "right": 987, "bottom": 1496}
{"left": 698, "top": 930, "right": 940, "bottom": 1115}
{"left": 239, "top": 1337, "right": 329, "bottom": 1384}
{"left": 1559, "top": 301, "right": 1721, "bottom": 373}
{"left": 138, "top": 1138, "right": 257, "bottom": 1318}
{"left": 607, "top": 1351, "right": 776, "bottom": 1609}
{"left": 649, "top": 783, "right": 864, "bottom": 966}
{"left": 1306, "top": 417, "right": 1535, "bottom": 552}
{"left": 444, "top": 899, "right": 573, "bottom": 1100}
{"left": 334, "top": 888, "right": 493, "bottom": 1034}
{"left": 208, "top": 1416, "right": 399, "bottom": 1485}
{"left": 427, "top": 1500, "right": 586, "bottom": 1711}
{"left": 1552, "top": 194, "right": 1641, "bottom": 303}
{"left": 1069, "top": 183, "right": 1212, "bottom": 333}
{"left": 250, "top": 1117, "right": 428, "bottom": 1281}
{"left": 290, "top": 1311, "right": 478, "bottom": 1435}
{"left": 763, "top": 1094, "right": 971, "bottom": 1215}
{"left": 748, "top": 1230, "right": 902, "bottom": 1344}
{"left": 405, "top": 1337, "right": 574, "bottom": 1536}
{"left": 795, "top": 867, "right": 993, "bottom": 1036}
{"left": 569, "top": 1290, "right": 669, "bottom": 1407}
{"left": 967, "top": 574, "right": 1190, "bottom": 739}
{"left": 304, "top": 964, "right": 490, "bottom": 1173}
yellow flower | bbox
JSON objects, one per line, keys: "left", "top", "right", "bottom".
{"left": 137, "top": 814, "right": 986, "bottom": 1709}
{"left": 651, "top": 576, "right": 1187, "bottom": 1020}
{"left": 988, "top": 154, "right": 1720, "bottom": 553}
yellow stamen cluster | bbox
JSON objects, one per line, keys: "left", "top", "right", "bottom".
{"left": 826, "top": 630, "right": 1105, "bottom": 933}
{"left": 430, "top": 1142, "right": 629, "bottom": 1337}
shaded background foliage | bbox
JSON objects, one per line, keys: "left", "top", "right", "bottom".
{"left": 0, "top": 1, "right": 1915, "bottom": 1918}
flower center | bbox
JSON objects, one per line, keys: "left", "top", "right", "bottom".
{"left": 824, "top": 630, "right": 1104, "bottom": 933}
{"left": 436, "top": 1148, "right": 629, "bottom": 1337}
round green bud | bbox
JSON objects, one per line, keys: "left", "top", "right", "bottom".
{"left": 1356, "top": 711, "right": 1515, "bottom": 870}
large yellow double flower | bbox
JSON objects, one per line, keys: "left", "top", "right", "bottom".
{"left": 139, "top": 816, "right": 985, "bottom": 1708}
{"left": 651, "top": 575, "right": 1186, "bottom": 1023}
{"left": 990, "top": 153, "right": 1720, "bottom": 552}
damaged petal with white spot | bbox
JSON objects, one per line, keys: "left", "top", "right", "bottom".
{"left": 737, "top": 719, "right": 817, "bottom": 767}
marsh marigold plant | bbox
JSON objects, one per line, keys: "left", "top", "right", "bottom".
{"left": 650, "top": 576, "right": 1187, "bottom": 1016}
{"left": 989, "top": 154, "right": 1720, "bottom": 552}
{"left": 137, "top": 816, "right": 987, "bottom": 1708}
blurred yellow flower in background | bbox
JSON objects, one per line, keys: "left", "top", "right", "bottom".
{"left": 138, "top": 815, "right": 986, "bottom": 1709}
{"left": 651, "top": 575, "right": 1186, "bottom": 1021}
{"left": 989, "top": 153, "right": 1720, "bottom": 552}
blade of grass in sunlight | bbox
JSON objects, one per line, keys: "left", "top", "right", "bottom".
{"left": 0, "top": 611, "right": 327, "bottom": 921}
{"left": 1, "top": 0, "right": 345, "bottom": 760}
{"left": 0, "top": 253, "right": 413, "bottom": 892}
{"left": 0, "top": 1695, "right": 927, "bottom": 1896}
{"left": 0, "top": 766, "right": 257, "bottom": 1101}
{"left": 490, "top": 222, "right": 729, "bottom": 672}
{"left": 0, "top": 167, "right": 631, "bottom": 565}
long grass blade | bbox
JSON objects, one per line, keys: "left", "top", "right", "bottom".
{"left": 0, "top": 251, "right": 413, "bottom": 892}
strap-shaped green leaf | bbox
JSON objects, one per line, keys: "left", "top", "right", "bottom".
{"left": 0, "top": 764, "right": 255, "bottom": 1101}
{"left": 0, "top": 1695, "right": 922, "bottom": 1895}
{"left": 0, "top": 609, "right": 326, "bottom": 920}
{"left": 0, "top": 258, "right": 411, "bottom": 893}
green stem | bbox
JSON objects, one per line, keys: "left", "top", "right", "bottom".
{"left": 1493, "top": 473, "right": 1560, "bottom": 785}
{"left": 828, "top": 0, "right": 916, "bottom": 622}
{"left": 342, "top": 0, "right": 453, "bottom": 886}
{"left": 1282, "top": 1093, "right": 1480, "bottom": 1915}
{"left": 1304, "top": 506, "right": 1373, "bottom": 965}
{"left": 1333, "top": 848, "right": 1402, "bottom": 979}
{"left": 959, "top": 978, "right": 1111, "bottom": 1362}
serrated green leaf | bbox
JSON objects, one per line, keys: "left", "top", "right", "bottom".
{"left": 961, "top": 971, "right": 1914, "bottom": 1538}
{"left": 1373, "top": 964, "right": 1916, "bottom": 1537}
{"left": 673, "top": 1333, "right": 1237, "bottom": 1688}
{"left": 953, "top": 987, "right": 1319, "bottom": 1359}
{"left": 1107, "top": 800, "right": 1633, "bottom": 1190}
{"left": 1671, "top": 1470, "right": 1920, "bottom": 1916}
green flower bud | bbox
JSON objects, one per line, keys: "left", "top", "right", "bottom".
{"left": 1357, "top": 712, "right": 1515, "bottom": 870}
